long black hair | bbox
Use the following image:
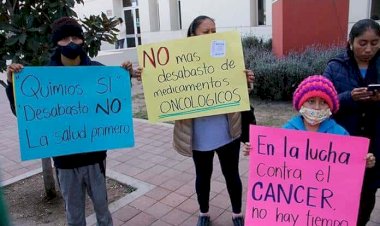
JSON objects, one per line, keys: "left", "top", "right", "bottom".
{"left": 187, "top": 15, "right": 215, "bottom": 37}
{"left": 347, "top": 19, "right": 380, "bottom": 49}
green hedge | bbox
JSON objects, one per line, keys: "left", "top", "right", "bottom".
{"left": 242, "top": 36, "right": 345, "bottom": 100}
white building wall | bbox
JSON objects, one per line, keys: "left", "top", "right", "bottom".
{"left": 347, "top": 0, "right": 371, "bottom": 38}
{"left": 74, "top": 0, "right": 114, "bottom": 18}
{"left": 74, "top": 0, "right": 116, "bottom": 50}
{"left": 349, "top": 0, "right": 370, "bottom": 23}
{"left": 169, "top": 0, "right": 180, "bottom": 30}
{"left": 73, "top": 0, "right": 372, "bottom": 49}
{"left": 265, "top": 0, "right": 272, "bottom": 26}
{"left": 158, "top": 0, "right": 172, "bottom": 31}
{"left": 180, "top": 0, "right": 251, "bottom": 30}
{"left": 112, "top": 0, "right": 124, "bottom": 19}
{"left": 139, "top": 0, "right": 153, "bottom": 32}
{"left": 139, "top": 0, "right": 274, "bottom": 44}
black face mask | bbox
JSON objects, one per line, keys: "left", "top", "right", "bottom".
{"left": 59, "top": 42, "right": 83, "bottom": 59}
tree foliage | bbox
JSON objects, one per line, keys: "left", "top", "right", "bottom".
{"left": 0, "top": 0, "right": 119, "bottom": 72}
{"left": 0, "top": 0, "right": 119, "bottom": 199}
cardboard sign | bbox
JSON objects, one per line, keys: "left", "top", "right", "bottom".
{"left": 137, "top": 31, "right": 250, "bottom": 122}
{"left": 245, "top": 125, "right": 369, "bottom": 226}
{"left": 14, "top": 66, "right": 134, "bottom": 160}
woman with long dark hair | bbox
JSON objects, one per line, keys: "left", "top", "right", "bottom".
{"left": 174, "top": 15, "right": 253, "bottom": 226}
{"left": 324, "top": 18, "right": 380, "bottom": 226}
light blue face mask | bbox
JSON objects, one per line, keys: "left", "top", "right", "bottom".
{"left": 299, "top": 106, "right": 332, "bottom": 126}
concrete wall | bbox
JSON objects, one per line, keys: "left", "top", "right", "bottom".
{"left": 349, "top": 0, "right": 370, "bottom": 23}
{"left": 179, "top": 0, "right": 252, "bottom": 30}
{"left": 72, "top": 0, "right": 372, "bottom": 50}
{"left": 74, "top": 0, "right": 114, "bottom": 18}
{"left": 74, "top": 0, "right": 119, "bottom": 50}
{"left": 139, "top": 0, "right": 272, "bottom": 44}
{"left": 158, "top": 0, "right": 172, "bottom": 31}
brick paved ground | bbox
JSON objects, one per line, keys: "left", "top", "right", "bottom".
{"left": 1, "top": 58, "right": 380, "bottom": 225}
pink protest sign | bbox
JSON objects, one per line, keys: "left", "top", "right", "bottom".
{"left": 245, "top": 125, "right": 369, "bottom": 226}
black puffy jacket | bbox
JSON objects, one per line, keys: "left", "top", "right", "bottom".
{"left": 5, "top": 50, "right": 107, "bottom": 169}
{"left": 324, "top": 50, "right": 380, "bottom": 188}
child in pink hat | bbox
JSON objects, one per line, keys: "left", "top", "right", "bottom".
{"left": 287, "top": 75, "right": 341, "bottom": 132}
{"left": 244, "top": 75, "right": 375, "bottom": 168}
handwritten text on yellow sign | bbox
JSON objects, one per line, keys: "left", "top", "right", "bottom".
{"left": 138, "top": 31, "right": 250, "bottom": 122}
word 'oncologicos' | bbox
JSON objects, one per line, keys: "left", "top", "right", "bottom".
{"left": 160, "top": 88, "right": 241, "bottom": 113}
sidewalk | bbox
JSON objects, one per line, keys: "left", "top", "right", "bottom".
{"left": 1, "top": 55, "right": 380, "bottom": 225}
{"left": 0, "top": 80, "right": 251, "bottom": 226}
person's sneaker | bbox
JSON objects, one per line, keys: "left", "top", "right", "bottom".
{"left": 232, "top": 216, "right": 244, "bottom": 226}
{"left": 196, "top": 215, "right": 210, "bottom": 226}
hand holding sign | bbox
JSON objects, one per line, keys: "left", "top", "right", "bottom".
{"left": 13, "top": 66, "right": 134, "bottom": 161}
{"left": 245, "top": 125, "right": 369, "bottom": 226}
{"left": 137, "top": 31, "right": 250, "bottom": 122}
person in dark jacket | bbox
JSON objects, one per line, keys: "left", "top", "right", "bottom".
{"left": 5, "top": 17, "right": 136, "bottom": 226}
{"left": 323, "top": 18, "right": 380, "bottom": 226}
{"left": 243, "top": 75, "right": 375, "bottom": 166}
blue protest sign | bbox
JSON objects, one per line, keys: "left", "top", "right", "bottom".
{"left": 14, "top": 66, "right": 134, "bottom": 161}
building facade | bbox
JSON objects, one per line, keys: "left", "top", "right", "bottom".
{"left": 74, "top": 0, "right": 380, "bottom": 50}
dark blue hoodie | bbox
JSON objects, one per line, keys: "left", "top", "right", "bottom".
{"left": 5, "top": 49, "right": 107, "bottom": 169}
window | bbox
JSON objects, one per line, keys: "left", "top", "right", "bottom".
{"left": 178, "top": 0, "right": 182, "bottom": 29}
{"left": 258, "top": 0, "right": 266, "bottom": 25}
{"left": 123, "top": 0, "right": 138, "bottom": 7}
{"left": 122, "top": 0, "right": 131, "bottom": 7}
{"left": 371, "top": 0, "right": 380, "bottom": 20}
{"left": 250, "top": 0, "right": 266, "bottom": 26}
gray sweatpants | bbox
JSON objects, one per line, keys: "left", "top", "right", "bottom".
{"left": 56, "top": 161, "right": 113, "bottom": 226}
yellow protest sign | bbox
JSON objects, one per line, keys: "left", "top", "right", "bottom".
{"left": 137, "top": 31, "right": 250, "bottom": 122}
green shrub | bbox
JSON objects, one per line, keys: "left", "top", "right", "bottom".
{"left": 242, "top": 37, "right": 345, "bottom": 100}
{"left": 242, "top": 36, "right": 272, "bottom": 51}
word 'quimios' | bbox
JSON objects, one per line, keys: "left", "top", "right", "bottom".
{"left": 20, "top": 74, "right": 83, "bottom": 99}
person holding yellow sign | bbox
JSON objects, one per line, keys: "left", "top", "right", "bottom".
{"left": 135, "top": 14, "right": 253, "bottom": 226}
{"left": 176, "top": 15, "right": 253, "bottom": 226}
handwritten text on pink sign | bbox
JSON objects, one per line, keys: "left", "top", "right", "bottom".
{"left": 245, "top": 125, "right": 369, "bottom": 226}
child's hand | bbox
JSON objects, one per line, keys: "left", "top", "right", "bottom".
{"left": 242, "top": 142, "right": 251, "bottom": 156}
{"left": 134, "top": 66, "right": 143, "bottom": 81}
{"left": 366, "top": 153, "right": 376, "bottom": 168}
{"left": 121, "top": 61, "right": 134, "bottom": 77}
{"left": 244, "top": 69, "right": 255, "bottom": 94}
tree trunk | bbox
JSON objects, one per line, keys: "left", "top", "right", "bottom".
{"left": 42, "top": 158, "right": 57, "bottom": 199}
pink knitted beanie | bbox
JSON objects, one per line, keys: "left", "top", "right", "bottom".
{"left": 293, "top": 75, "right": 339, "bottom": 113}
